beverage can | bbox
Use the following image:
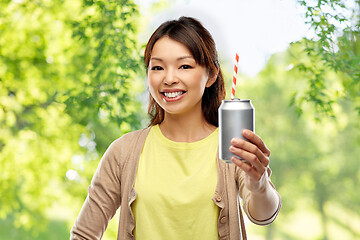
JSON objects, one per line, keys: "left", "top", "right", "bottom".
{"left": 218, "top": 99, "right": 255, "bottom": 163}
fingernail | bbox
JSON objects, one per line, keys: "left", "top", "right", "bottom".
{"left": 243, "top": 129, "right": 250, "bottom": 136}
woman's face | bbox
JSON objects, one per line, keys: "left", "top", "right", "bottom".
{"left": 148, "top": 36, "right": 215, "bottom": 117}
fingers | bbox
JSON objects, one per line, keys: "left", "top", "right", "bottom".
{"left": 242, "top": 129, "right": 270, "bottom": 158}
{"left": 231, "top": 157, "right": 263, "bottom": 181}
{"left": 230, "top": 136, "right": 270, "bottom": 168}
{"left": 229, "top": 145, "right": 266, "bottom": 175}
{"left": 230, "top": 130, "right": 271, "bottom": 187}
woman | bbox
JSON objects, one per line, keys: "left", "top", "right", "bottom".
{"left": 70, "top": 16, "right": 281, "bottom": 240}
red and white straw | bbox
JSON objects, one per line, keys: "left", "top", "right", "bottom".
{"left": 231, "top": 53, "right": 239, "bottom": 100}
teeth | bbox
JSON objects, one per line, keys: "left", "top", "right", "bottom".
{"left": 164, "top": 91, "right": 183, "bottom": 98}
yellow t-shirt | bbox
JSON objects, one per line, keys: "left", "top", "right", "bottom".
{"left": 132, "top": 125, "right": 220, "bottom": 240}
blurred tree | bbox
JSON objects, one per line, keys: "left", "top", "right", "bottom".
{"left": 0, "top": 0, "right": 144, "bottom": 236}
{"left": 293, "top": 0, "right": 360, "bottom": 117}
{"left": 236, "top": 49, "right": 322, "bottom": 239}
{"left": 238, "top": 41, "right": 360, "bottom": 240}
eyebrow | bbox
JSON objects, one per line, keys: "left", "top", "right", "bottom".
{"left": 150, "top": 56, "right": 194, "bottom": 61}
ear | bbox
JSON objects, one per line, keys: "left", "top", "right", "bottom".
{"left": 206, "top": 69, "right": 219, "bottom": 88}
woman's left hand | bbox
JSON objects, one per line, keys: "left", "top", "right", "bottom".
{"left": 229, "top": 129, "right": 270, "bottom": 192}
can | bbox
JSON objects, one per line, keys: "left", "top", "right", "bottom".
{"left": 219, "top": 99, "right": 255, "bottom": 163}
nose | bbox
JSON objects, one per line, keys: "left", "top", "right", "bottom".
{"left": 164, "top": 69, "right": 179, "bottom": 85}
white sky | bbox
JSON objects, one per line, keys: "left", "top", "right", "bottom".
{"left": 136, "top": 0, "right": 313, "bottom": 76}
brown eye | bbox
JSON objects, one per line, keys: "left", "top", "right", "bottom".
{"left": 180, "top": 65, "right": 192, "bottom": 69}
{"left": 151, "top": 66, "right": 163, "bottom": 71}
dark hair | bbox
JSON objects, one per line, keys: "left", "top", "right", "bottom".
{"left": 144, "top": 16, "right": 225, "bottom": 127}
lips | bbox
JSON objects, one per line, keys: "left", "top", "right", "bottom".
{"left": 160, "top": 89, "right": 186, "bottom": 101}
{"left": 163, "top": 91, "right": 184, "bottom": 98}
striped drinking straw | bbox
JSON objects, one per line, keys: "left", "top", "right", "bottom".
{"left": 231, "top": 53, "right": 240, "bottom": 100}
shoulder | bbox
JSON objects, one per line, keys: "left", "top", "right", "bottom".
{"left": 108, "top": 127, "right": 151, "bottom": 152}
{"left": 102, "top": 127, "right": 151, "bottom": 166}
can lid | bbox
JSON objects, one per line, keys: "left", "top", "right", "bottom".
{"left": 224, "top": 99, "right": 251, "bottom": 102}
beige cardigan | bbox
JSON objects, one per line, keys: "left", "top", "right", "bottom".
{"left": 70, "top": 127, "right": 281, "bottom": 240}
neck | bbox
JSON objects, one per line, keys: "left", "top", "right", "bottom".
{"left": 159, "top": 110, "right": 216, "bottom": 142}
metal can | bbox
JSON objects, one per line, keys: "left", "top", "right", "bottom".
{"left": 219, "top": 99, "right": 255, "bottom": 163}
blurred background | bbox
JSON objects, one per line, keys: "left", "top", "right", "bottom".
{"left": 0, "top": 0, "right": 359, "bottom": 239}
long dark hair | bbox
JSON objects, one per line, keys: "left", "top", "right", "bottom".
{"left": 144, "top": 16, "right": 225, "bottom": 127}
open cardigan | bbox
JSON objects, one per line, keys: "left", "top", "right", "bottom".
{"left": 70, "top": 127, "right": 281, "bottom": 240}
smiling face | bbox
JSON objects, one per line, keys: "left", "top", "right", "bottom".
{"left": 148, "top": 36, "right": 215, "bottom": 117}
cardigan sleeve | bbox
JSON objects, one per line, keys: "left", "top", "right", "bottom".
{"left": 70, "top": 138, "right": 126, "bottom": 240}
{"left": 237, "top": 166, "right": 282, "bottom": 226}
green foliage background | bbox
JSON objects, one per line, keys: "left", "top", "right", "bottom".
{"left": 0, "top": 0, "right": 145, "bottom": 238}
{"left": 0, "top": 0, "right": 359, "bottom": 239}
